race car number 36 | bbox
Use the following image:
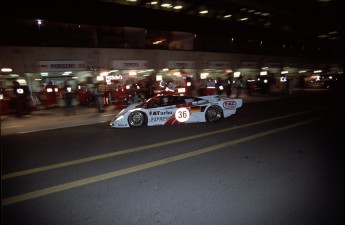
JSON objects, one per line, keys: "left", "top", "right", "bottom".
{"left": 175, "top": 108, "right": 190, "bottom": 122}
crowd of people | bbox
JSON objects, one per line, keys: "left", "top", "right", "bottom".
{"left": 1, "top": 72, "right": 305, "bottom": 117}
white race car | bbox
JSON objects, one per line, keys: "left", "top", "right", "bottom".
{"left": 110, "top": 95, "right": 243, "bottom": 128}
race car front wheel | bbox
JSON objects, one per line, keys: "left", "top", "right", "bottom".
{"left": 128, "top": 111, "right": 146, "bottom": 127}
{"left": 205, "top": 105, "right": 223, "bottom": 122}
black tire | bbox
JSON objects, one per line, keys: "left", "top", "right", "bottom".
{"left": 205, "top": 105, "right": 223, "bottom": 122}
{"left": 128, "top": 111, "right": 146, "bottom": 127}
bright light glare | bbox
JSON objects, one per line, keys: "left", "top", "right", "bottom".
{"left": 178, "top": 88, "right": 185, "bottom": 93}
{"left": 17, "top": 79, "right": 27, "bottom": 85}
{"left": 173, "top": 5, "right": 183, "bottom": 9}
{"left": 200, "top": 72, "right": 209, "bottom": 79}
{"left": 1, "top": 68, "right": 12, "bottom": 72}
{"left": 234, "top": 72, "right": 241, "bottom": 77}
{"left": 156, "top": 75, "right": 163, "bottom": 81}
{"left": 161, "top": 3, "right": 172, "bottom": 8}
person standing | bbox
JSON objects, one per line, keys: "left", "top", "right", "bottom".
{"left": 226, "top": 74, "right": 233, "bottom": 98}
{"left": 287, "top": 76, "right": 296, "bottom": 95}
{"left": 11, "top": 81, "right": 24, "bottom": 117}
{"left": 63, "top": 83, "right": 75, "bottom": 115}
{"left": 94, "top": 82, "right": 105, "bottom": 112}
{"left": 216, "top": 77, "right": 223, "bottom": 96}
{"left": 236, "top": 75, "right": 244, "bottom": 98}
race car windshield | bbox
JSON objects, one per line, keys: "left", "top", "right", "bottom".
{"left": 141, "top": 96, "right": 161, "bottom": 108}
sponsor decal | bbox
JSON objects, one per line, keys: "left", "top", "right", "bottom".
{"left": 117, "top": 123, "right": 128, "bottom": 127}
{"left": 223, "top": 100, "right": 237, "bottom": 109}
{"left": 149, "top": 110, "right": 173, "bottom": 116}
{"left": 150, "top": 116, "right": 171, "bottom": 122}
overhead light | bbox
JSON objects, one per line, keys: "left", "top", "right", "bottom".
{"left": 63, "top": 71, "right": 72, "bottom": 75}
{"left": 1, "top": 68, "right": 12, "bottom": 72}
{"left": 224, "top": 14, "right": 232, "bottom": 18}
{"left": 161, "top": 3, "right": 172, "bottom": 8}
{"left": 199, "top": 10, "right": 208, "bottom": 14}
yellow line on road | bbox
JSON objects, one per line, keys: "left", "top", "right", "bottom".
{"left": 2, "top": 117, "right": 321, "bottom": 206}
{"left": 2, "top": 108, "right": 322, "bottom": 180}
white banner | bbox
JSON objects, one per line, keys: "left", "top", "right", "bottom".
{"left": 206, "top": 61, "right": 231, "bottom": 69}
{"left": 38, "top": 61, "right": 86, "bottom": 72}
{"left": 167, "top": 61, "right": 195, "bottom": 69}
{"left": 111, "top": 60, "right": 148, "bottom": 69}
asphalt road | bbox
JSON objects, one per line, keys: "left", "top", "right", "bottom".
{"left": 1, "top": 90, "right": 344, "bottom": 225}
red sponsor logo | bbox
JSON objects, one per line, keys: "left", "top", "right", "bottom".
{"left": 223, "top": 101, "right": 237, "bottom": 109}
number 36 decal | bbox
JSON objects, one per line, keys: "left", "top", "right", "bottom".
{"left": 175, "top": 108, "right": 190, "bottom": 122}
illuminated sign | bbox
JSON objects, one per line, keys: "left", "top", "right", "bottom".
{"left": 38, "top": 61, "right": 86, "bottom": 72}
{"left": 106, "top": 75, "right": 123, "bottom": 83}
{"left": 111, "top": 60, "right": 148, "bottom": 69}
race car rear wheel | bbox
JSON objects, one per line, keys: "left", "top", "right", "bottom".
{"left": 128, "top": 111, "right": 146, "bottom": 127}
{"left": 205, "top": 105, "right": 223, "bottom": 122}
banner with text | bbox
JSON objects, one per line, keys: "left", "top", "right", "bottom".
{"left": 110, "top": 60, "right": 148, "bottom": 69}
{"left": 167, "top": 61, "right": 195, "bottom": 69}
{"left": 38, "top": 61, "right": 86, "bottom": 72}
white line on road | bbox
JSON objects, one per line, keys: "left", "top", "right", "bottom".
{"left": 2, "top": 117, "right": 322, "bottom": 206}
